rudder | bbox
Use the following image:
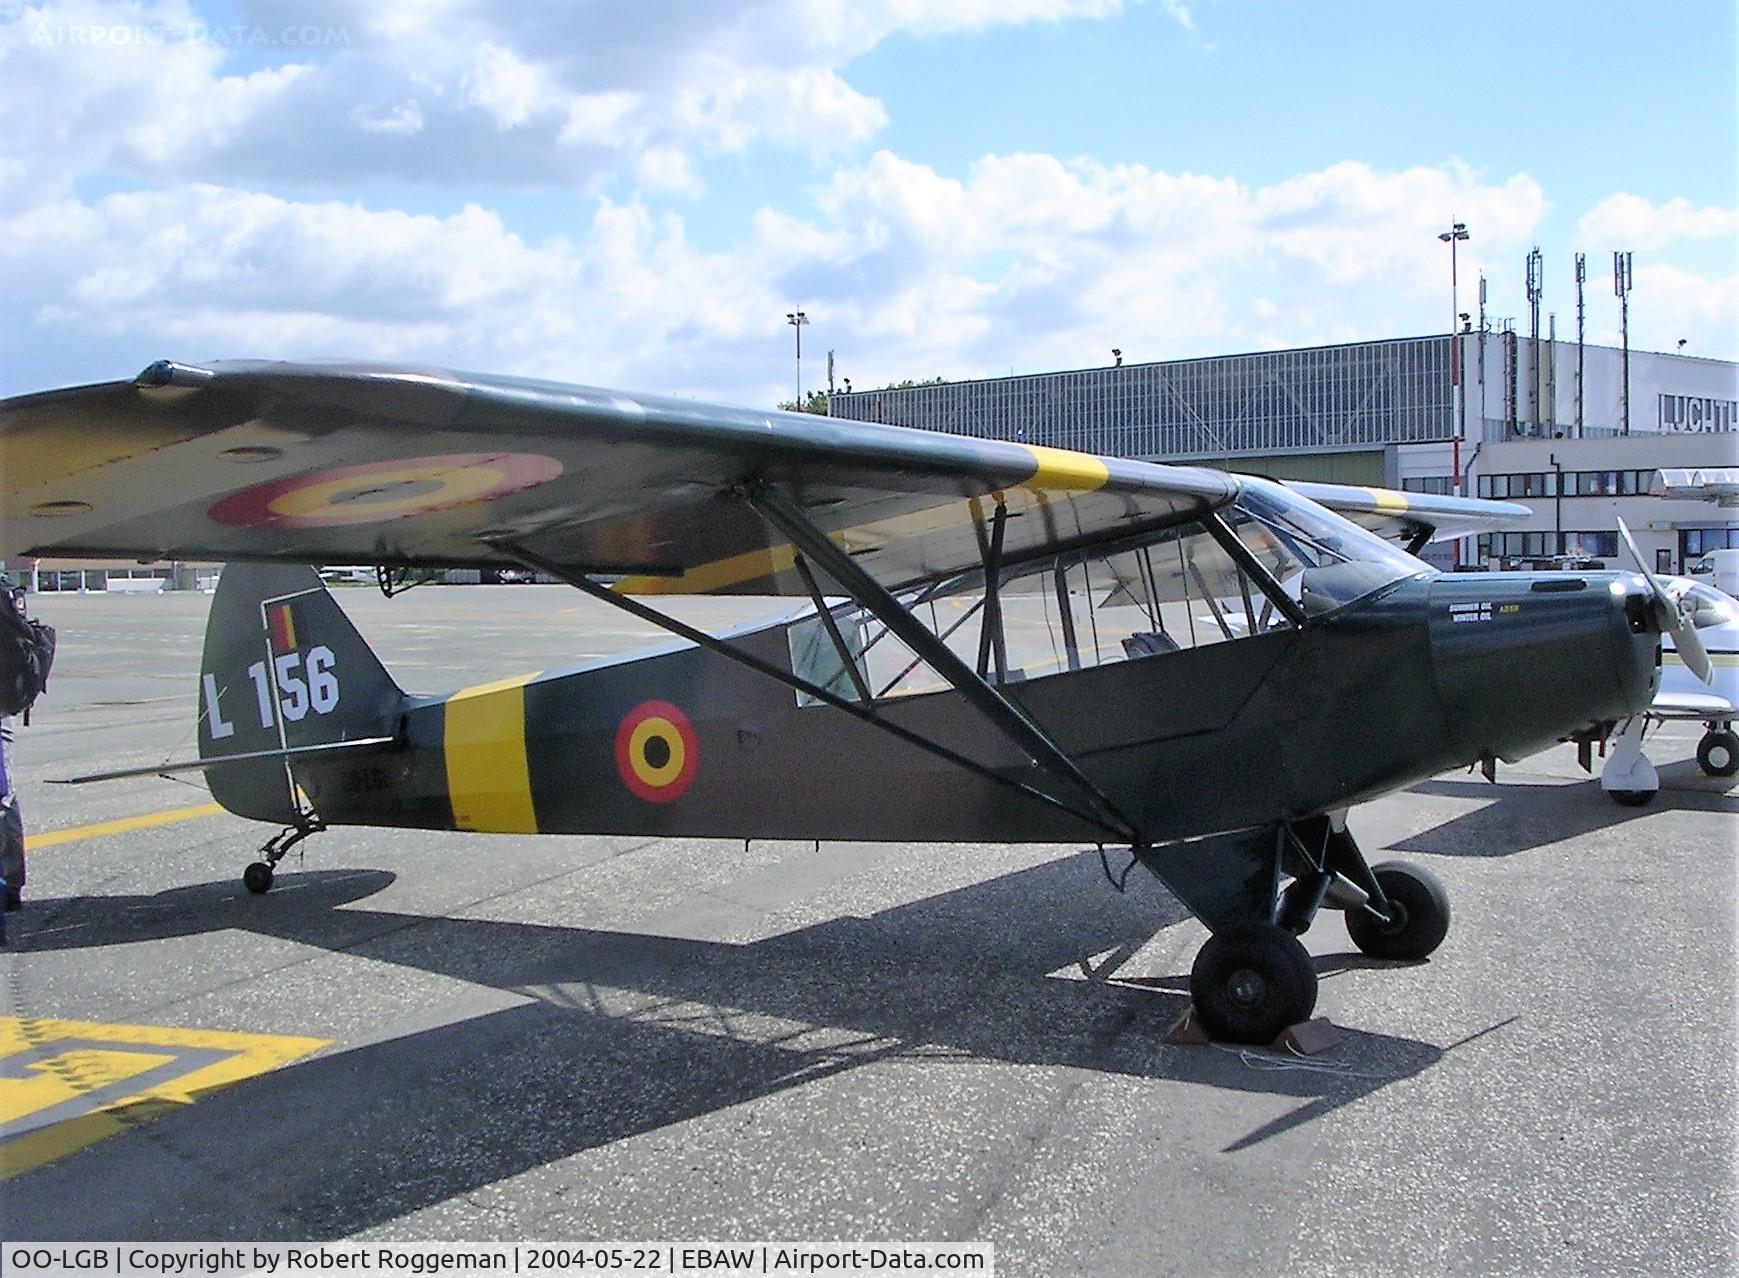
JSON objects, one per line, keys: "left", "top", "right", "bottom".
{"left": 199, "top": 564, "right": 404, "bottom": 822}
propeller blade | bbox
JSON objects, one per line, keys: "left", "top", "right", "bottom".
{"left": 1618, "top": 516, "right": 1714, "bottom": 684}
{"left": 1672, "top": 618, "right": 1715, "bottom": 683}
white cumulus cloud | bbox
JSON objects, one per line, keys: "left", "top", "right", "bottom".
{"left": 1576, "top": 193, "right": 1739, "bottom": 251}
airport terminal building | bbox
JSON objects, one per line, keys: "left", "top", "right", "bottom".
{"left": 830, "top": 334, "right": 1738, "bottom": 572}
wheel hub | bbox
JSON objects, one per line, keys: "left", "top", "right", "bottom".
{"left": 1227, "top": 968, "right": 1268, "bottom": 1008}
{"left": 1379, "top": 899, "right": 1410, "bottom": 936}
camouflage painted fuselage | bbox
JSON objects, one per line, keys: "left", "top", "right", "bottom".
{"left": 200, "top": 565, "right": 1659, "bottom": 849}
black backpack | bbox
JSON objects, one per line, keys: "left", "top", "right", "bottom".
{"left": 0, "top": 576, "right": 55, "bottom": 722}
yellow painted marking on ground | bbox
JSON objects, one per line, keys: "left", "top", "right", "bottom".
{"left": 3, "top": 1050, "right": 176, "bottom": 1118}
{"left": 443, "top": 672, "right": 540, "bottom": 833}
{"left": 1020, "top": 444, "right": 1111, "bottom": 493}
{"left": 0, "top": 1017, "right": 329, "bottom": 1181}
{"left": 25, "top": 803, "right": 226, "bottom": 851}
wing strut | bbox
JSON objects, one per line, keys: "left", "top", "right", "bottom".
{"left": 791, "top": 553, "right": 876, "bottom": 707}
{"left": 1204, "top": 511, "right": 1309, "bottom": 628}
{"left": 974, "top": 503, "right": 1010, "bottom": 682}
{"left": 494, "top": 540, "right": 1127, "bottom": 840}
{"left": 746, "top": 483, "right": 1140, "bottom": 842}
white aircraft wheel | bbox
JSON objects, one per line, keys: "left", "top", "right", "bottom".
{"left": 1697, "top": 731, "right": 1739, "bottom": 778}
{"left": 1189, "top": 923, "right": 1317, "bottom": 1044}
{"left": 1345, "top": 861, "right": 1452, "bottom": 961}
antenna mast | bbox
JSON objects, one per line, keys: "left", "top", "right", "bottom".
{"left": 1526, "top": 246, "right": 1543, "bottom": 430}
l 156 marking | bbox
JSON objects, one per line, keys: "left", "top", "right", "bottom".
{"left": 204, "top": 646, "right": 340, "bottom": 737}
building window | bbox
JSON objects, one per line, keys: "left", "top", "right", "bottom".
{"left": 1684, "top": 528, "right": 1739, "bottom": 557}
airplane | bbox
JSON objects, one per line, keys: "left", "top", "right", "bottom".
{"left": 1578, "top": 471, "right": 1738, "bottom": 804}
{"left": 1592, "top": 571, "right": 1737, "bottom": 803}
{"left": 0, "top": 358, "right": 1708, "bottom": 1043}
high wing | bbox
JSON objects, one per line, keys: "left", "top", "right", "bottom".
{"left": 1, "top": 360, "right": 1234, "bottom": 595}
{"left": 1283, "top": 480, "right": 1529, "bottom": 546}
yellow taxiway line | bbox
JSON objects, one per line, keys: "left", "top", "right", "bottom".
{"left": 25, "top": 803, "right": 226, "bottom": 851}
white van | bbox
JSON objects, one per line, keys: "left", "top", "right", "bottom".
{"left": 1690, "top": 548, "right": 1739, "bottom": 597}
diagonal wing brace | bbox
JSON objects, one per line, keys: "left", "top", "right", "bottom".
{"left": 747, "top": 482, "right": 1139, "bottom": 842}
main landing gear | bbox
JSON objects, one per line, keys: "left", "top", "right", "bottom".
{"left": 1597, "top": 717, "right": 1737, "bottom": 803}
{"left": 1697, "top": 728, "right": 1738, "bottom": 779}
{"left": 1600, "top": 716, "right": 1659, "bottom": 807}
{"left": 1134, "top": 816, "right": 1452, "bottom": 1044}
{"left": 243, "top": 817, "right": 327, "bottom": 894}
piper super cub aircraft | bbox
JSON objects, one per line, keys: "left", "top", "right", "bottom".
{"left": 0, "top": 360, "right": 1707, "bottom": 1042}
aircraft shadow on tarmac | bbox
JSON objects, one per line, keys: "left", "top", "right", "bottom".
{"left": 1398, "top": 760, "right": 1739, "bottom": 858}
{"left": 7, "top": 855, "right": 1448, "bottom": 1238}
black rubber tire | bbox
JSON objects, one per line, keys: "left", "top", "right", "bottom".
{"left": 1697, "top": 731, "right": 1739, "bottom": 778}
{"left": 1345, "top": 861, "right": 1451, "bottom": 960}
{"left": 1189, "top": 923, "right": 1318, "bottom": 1045}
{"left": 1608, "top": 788, "right": 1655, "bottom": 808}
{"left": 242, "top": 862, "right": 274, "bottom": 895}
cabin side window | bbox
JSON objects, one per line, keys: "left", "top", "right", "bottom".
{"left": 783, "top": 479, "right": 1429, "bottom": 707}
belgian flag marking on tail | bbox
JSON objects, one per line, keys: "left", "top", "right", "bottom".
{"left": 267, "top": 600, "right": 299, "bottom": 653}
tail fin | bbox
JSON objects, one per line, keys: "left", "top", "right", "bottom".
{"left": 199, "top": 564, "right": 403, "bottom": 822}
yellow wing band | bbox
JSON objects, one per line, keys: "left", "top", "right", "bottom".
{"left": 1020, "top": 445, "right": 1111, "bottom": 493}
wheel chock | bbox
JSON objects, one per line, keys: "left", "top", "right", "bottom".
{"left": 1270, "top": 1017, "right": 1348, "bottom": 1056}
{"left": 1165, "top": 1006, "right": 1347, "bottom": 1055}
{"left": 1163, "top": 1008, "right": 1212, "bottom": 1045}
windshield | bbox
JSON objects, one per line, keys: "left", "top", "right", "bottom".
{"left": 1228, "top": 477, "right": 1433, "bottom": 617}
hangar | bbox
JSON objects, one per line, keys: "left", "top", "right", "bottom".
{"left": 830, "top": 332, "right": 1738, "bottom": 573}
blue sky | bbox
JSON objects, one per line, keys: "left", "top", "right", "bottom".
{"left": 2, "top": 0, "right": 1733, "bottom": 405}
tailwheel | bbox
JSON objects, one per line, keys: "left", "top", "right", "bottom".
{"left": 1697, "top": 730, "right": 1738, "bottom": 778}
{"left": 1189, "top": 923, "right": 1318, "bottom": 1045}
{"left": 242, "top": 817, "right": 327, "bottom": 896}
{"left": 1345, "top": 861, "right": 1451, "bottom": 960}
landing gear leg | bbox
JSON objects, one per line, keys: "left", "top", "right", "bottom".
{"left": 1601, "top": 715, "right": 1659, "bottom": 806}
{"left": 1138, "top": 815, "right": 1455, "bottom": 1041}
{"left": 243, "top": 817, "right": 327, "bottom": 894}
{"left": 1343, "top": 862, "right": 1452, "bottom": 960}
{"left": 1135, "top": 825, "right": 1322, "bottom": 1043}
{"left": 1190, "top": 923, "right": 1317, "bottom": 1044}
{"left": 1311, "top": 819, "right": 1453, "bottom": 961}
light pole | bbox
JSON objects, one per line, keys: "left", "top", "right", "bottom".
{"left": 786, "top": 310, "right": 809, "bottom": 406}
{"left": 1613, "top": 252, "right": 1632, "bottom": 434}
{"left": 1549, "top": 452, "right": 1564, "bottom": 557}
{"left": 1438, "top": 219, "right": 1470, "bottom": 565}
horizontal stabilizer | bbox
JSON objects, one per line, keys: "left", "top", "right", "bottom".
{"left": 52, "top": 735, "right": 397, "bottom": 785}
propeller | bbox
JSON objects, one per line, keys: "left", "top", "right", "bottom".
{"left": 1617, "top": 516, "right": 1713, "bottom": 684}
